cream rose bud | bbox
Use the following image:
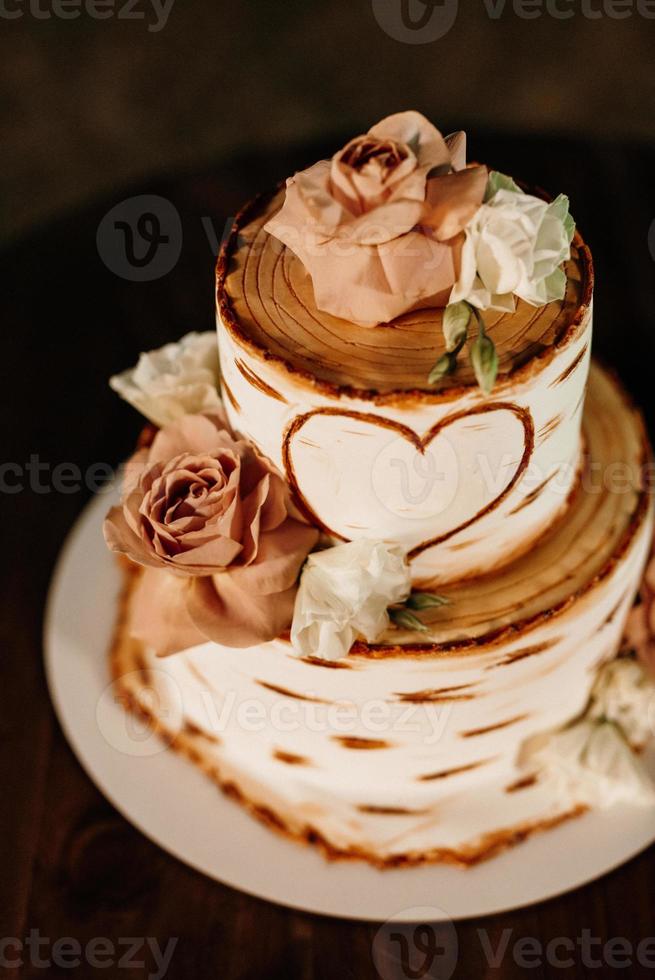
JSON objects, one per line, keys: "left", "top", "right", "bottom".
{"left": 291, "top": 539, "right": 411, "bottom": 661}
{"left": 520, "top": 656, "right": 655, "bottom": 809}
{"left": 109, "top": 331, "right": 222, "bottom": 427}
{"left": 588, "top": 657, "right": 655, "bottom": 749}
{"left": 525, "top": 720, "right": 655, "bottom": 810}
{"left": 451, "top": 188, "right": 574, "bottom": 312}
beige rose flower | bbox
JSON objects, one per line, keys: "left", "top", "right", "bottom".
{"left": 264, "top": 111, "right": 487, "bottom": 326}
{"left": 104, "top": 411, "right": 319, "bottom": 653}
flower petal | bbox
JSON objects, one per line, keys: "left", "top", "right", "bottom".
{"left": 423, "top": 166, "right": 488, "bottom": 241}
{"left": 130, "top": 568, "right": 207, "bottom": 657}
{"left": 445, "top": 131, "right": 467, "bottom": 172}
{"left": 368, "top": 111, "right": 451, "bottom": 172}
{"left": 290, "top": 540, "right": 411, "bottom": 661}
{"left": 104, "top": 505, "right": 163, "bottom": 570}
{"left": 109, "top": 331, "right": 222, "bottom": 428}
{"left": 226, "top": 519, "right": 319, "bottom": 595}
{"left": 148, "top": 412, "right": 234, "bottom": 463}
{"left": 187, "top": 574, "right": 297, "bottom": 647}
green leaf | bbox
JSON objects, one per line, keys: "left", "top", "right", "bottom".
{"left": 429, "top": 309, "right": 470, "bottom": 385}
{"left": 485, "top": 170, "right": 521, "bottom": 202}
{"left": 442, "top": 302, "right": 471, "bottom": 352}
{"left": 470, "top": 327, "right": 498, "bottom": 395}
{"left": 428, "top": 353, "right": 454, "bottom": 385}
{"left": 406, "top": 592, "right": 450, "bottom": 610}
{"left": 389, "top": 608, "right": 428, "bottom": 633}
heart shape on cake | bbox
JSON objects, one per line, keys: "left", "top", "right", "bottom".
{"left": 282, "top": 403, "right": 534, "bottom": 558}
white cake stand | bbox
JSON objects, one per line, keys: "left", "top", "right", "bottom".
{"left": 44, "top": 490, "right": 655, "bottom": 922}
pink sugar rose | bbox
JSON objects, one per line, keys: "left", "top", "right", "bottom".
{"left": 104, "top": 411, "right": 319, "bottom": 653}
{"left": 265, "top": 111, "right": 487, "bottom": 326}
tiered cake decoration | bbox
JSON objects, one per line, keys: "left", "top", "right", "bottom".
{"left": 106, "top": 112, "right": 655, "bottom": 866}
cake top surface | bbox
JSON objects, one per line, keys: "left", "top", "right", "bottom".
{"left": 219, "top": 187, "right": 591, "bottom": 397}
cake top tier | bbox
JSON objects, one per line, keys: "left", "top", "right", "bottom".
{"left": 219, "top": 186, "right": 590, "bottom": 397}
{"left": 217, "top": 109, "right": 590, "bottom": 399}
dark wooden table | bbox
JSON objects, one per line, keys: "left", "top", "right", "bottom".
{"left": 3, "top": 131, "right": 655, "bottom": 979}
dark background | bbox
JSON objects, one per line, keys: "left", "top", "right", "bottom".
{"left": 3, "top": 0, "right": 655, "bottom": 246}
{"left": 2, "top": 2, "right": 655, "bottom": 978}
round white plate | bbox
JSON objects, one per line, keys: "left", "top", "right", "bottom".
{"left": 44, "top": 490, "right": 655, "bottom": 922}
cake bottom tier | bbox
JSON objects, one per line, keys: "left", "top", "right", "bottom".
{"left": 109, "top": 363, "right": 653, "bottom": 866}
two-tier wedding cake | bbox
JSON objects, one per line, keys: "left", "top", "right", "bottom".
{"left": 105, "top": 112, "right": 655, "bottom": 866}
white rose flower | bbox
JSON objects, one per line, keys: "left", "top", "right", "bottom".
{"left": 450, "top": 184, "right": 574, "bottom": 312}
{"left": 291, "top": 539, "right": 411, "bottom": 661}
{"left": 520, "top": 657, "right": 655, "bottom": 810}
{"left": 110, "top": 331, "right": 222, "bottom": 427}
{"left": 524, "top": 720, "right": 655, "bottom": 810}
{"left": 589, "top": 656, "right": 655, "bottom": 749}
